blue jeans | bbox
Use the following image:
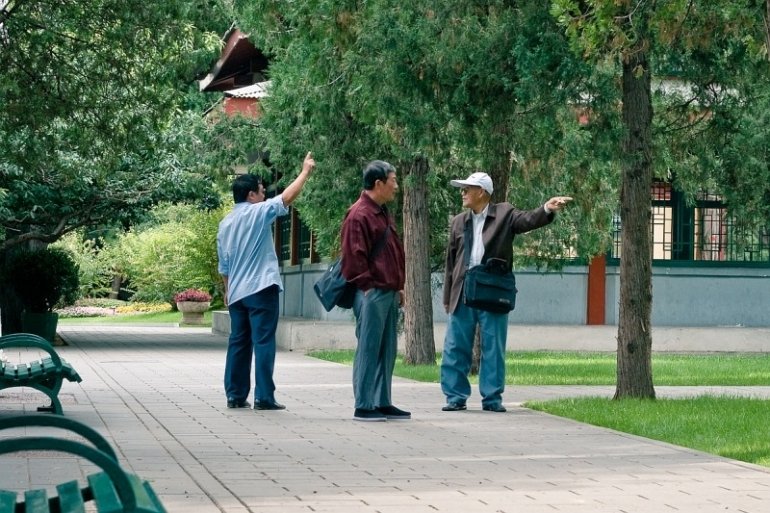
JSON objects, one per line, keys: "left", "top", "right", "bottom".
{"left": 352, "top": 288, "right": 399, "bottom": 410}
{"left": 224, "top": 285, "right": 279, "bottom": 404}
{"left": 440, "top": 300, "right": 509, "bottom": 408}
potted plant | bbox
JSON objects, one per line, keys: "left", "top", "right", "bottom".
{"left": 174, "top": 288, "right": 211, "bottom": 325}
{"left": 2, "top": 247, "right": 79, "bottom": 342}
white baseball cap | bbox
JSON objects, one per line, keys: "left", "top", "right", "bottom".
{"left": 450, "top": 172, "right": 493, "bottom": 195}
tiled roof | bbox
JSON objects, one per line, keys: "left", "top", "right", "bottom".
{"left": 224, "top": 81, "right": 271, "bottom": 99}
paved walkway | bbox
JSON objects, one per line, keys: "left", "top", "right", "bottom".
{"left": 1, "top": 325, "right": 770, "bottom": 513}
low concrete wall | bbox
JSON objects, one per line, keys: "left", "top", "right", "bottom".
{"left": 282, "top": 262, "right": 770, "bottom": 327}
{"left": 212, "top": 312, "right": 770, "bottom": 353}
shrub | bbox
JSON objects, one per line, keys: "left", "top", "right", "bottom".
{"left": 107, "top": 203, "right": 225, "bottom": 303}
{"left": 53, "top": 232, "right": 116, "bottom": 298}
{"left": 2, "top": 247, "right": 80, "bottom": 312}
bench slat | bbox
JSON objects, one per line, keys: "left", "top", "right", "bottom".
{"left": 0, "top": 333, "right": 82, "bottom": 414}
{"left": 24, "top": 488, "right": 50, "bottom": 513}
{"left": 88, "top": 472, "right": 123, "bottom": 513}
{"left": 128, "top": 474, "right": 166, "bottom": 513}
{"left": 141, "top": 480, "right": 167, "bottom": 513}
{"left": 57, "top": 479, "right": 86, "bottom": 513}
{"left": 28, "top": 360, "right": 45, "bottom": 378}
{"left": 0, "top": 490, "right": 17, "bottom": 513}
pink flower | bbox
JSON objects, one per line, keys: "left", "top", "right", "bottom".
{"left": 174, "top": 289, "right": 212, "bottom": 303}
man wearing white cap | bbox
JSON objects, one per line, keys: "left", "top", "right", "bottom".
{"left": 441, "top": 171, "right": 571, "bottom": 413}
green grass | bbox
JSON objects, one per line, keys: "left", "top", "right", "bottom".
{"left": 58, "top": 310, "right": 213, "bottom": 326}
{"left": 307, "top": 350, "right": 770, "bottom": 385}
{"left": 308, "top": 349, "right": 770, "bottom": 468}
{"left": 527, "top": 396, "right": 770, "bottom": 467}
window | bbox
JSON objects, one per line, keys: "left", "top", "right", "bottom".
{"left": 278, "top": 211, "right": 291, "bottom": 262}
{"left": 611, "top": 182, "right": 770, "bottom": 263}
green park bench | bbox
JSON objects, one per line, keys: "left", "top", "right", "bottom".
{"left": 0, "top": 414, "right": 166, "bottom": 513}
{"left": 0, "top": 333, "right": 82, "bottom": 414}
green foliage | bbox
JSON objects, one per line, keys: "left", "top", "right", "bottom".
{"left": 0, "top": 0, "right": 230, "bottom": 252}
{"left": 2, "top": 247, "right": 80, "bottom": 312}
{"left": 53, "top": 232, "right": 116, "bottom": 298}
{"left": 236, "top": 0, "right": 621, "bottom": 268}
{"left": 552, "top": 0, "right": 770, "bottom": 227}
{"left": 107, "top": 204, "right": 226, "bottom": 303}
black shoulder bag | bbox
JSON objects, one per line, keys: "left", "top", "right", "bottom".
{"left": 462, "top": 216, "right": 517, "bottom": 314}
{"left": 313, "top": 225, "right": 391, "bottom": 312}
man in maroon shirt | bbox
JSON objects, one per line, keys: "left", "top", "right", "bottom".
{"left": 341, "top": 160, "right": 408, "bottom": 422}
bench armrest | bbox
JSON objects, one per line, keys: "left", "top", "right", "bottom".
{"left": 0, "top": 438, "right": 141, "bottom": 512}
{"left": 0, "top": 414, "right": 117, "bottom": 461}
{"left": 0, "top": 333, "right": 62, "bottom": 367}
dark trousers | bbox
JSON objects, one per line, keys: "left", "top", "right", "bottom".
{"left": 352, "top": 288, "right": 398, "bottom": 410}
{"left": 224, "top": 285, "right": 279, "bottom": 404}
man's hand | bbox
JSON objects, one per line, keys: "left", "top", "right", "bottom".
{"left": 545, "top": 196, "right": 573, "bottom": 212}
{"left": 302, "top": 151, "right": 316, "bottom": 174}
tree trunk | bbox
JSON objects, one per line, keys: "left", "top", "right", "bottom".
{"left": 402, "top": 156, "right": 436, "bottom": 365}
{"left": 765, "top": 0, "right": 770, "bottom": 59}
{"left": 615, "top": 38, "right": 656, "bottom": 399}
{"left": 471, "top": 150, "right": 511, "bottom": 375}
{"left": 0, "top": 247, "right": 24, "bottom": 335}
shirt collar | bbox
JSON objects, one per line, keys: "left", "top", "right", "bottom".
{"left": 472, "top": 204, "right": 489, "bottom": 219}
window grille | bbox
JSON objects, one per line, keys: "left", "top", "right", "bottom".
{"left": 279, "top": 209, "right": 291, "bottom": 261}
{"left": 611, "top": 183, "right": 770, "bottom": 263}
{"left": 298, "top": 219, "right": 312, "bottom": 260}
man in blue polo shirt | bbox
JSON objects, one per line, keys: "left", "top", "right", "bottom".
{"left": 217, "top": 152, "right": 315, "bottom": 411}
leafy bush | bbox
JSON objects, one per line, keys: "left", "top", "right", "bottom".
{"left": 107, "top": 203, "right": 225, "bottom": 303}
{"left": 53, "top": 232, "right": 116, "bottom": 298}
{"left": 74, "top": 298, "right": 127, "bottom": 308}
{"left": 2, "top": 247, "right": 80, "bottom": 312}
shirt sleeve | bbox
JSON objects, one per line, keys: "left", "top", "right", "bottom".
{"left": 265, "top": 195, "right": 290, "bottom": 219}
{"left": 216, "top": 232, "right": 229, "bottom": 276}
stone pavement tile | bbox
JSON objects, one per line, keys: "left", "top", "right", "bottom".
{"left": 17, "top": 327, "right": 767, "bottom": 513}
{"left": 163, "top": 494, "right": 246, "bottom": 513}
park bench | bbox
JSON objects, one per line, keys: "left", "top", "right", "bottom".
{"left": 0, "top": 414, "right": 166, "bottom": 513}
{"left": 0, "top": 333, "right": 82, "bottom": 414}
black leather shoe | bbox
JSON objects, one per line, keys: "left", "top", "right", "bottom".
{"left": 482, "top": 403, "right": 507, "bottom": 413}
{"left": 254, "top": 401, "right": 286, "bottom": 410}
{"left": 227, "top": 399, "right": 250, "bottom": 409}
{"left": 377, "top": 405, "right": 411, "bottom": 420}
{"left": 441, "top": 402, "right": 467, "bottom": 412}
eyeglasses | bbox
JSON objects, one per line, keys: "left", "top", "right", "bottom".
{"left": 461, "top": 187, "right": 478, "bottom": 195}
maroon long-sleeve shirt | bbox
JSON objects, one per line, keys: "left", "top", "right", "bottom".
{"left": 341, "top": 192, "right": 405, "bottom": 292}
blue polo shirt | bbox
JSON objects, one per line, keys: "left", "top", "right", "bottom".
{"left": 217, "top": 195, "right": 288, "bottom": 305}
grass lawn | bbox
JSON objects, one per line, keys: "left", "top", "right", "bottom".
{"left": 527, "top": 396, "right": 770, "bottom": 467}
{"left": 307, "top": 349, "right": 770, "bottom": 385}
{"left": 58, "top": 310, "right": 213, "bottom": 326}
{"left": 308, "top": 349, "right": 770, "bottom": 468}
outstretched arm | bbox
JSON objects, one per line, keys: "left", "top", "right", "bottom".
{"left": 282, "top": 152, "right": 316, "bottom": 206}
